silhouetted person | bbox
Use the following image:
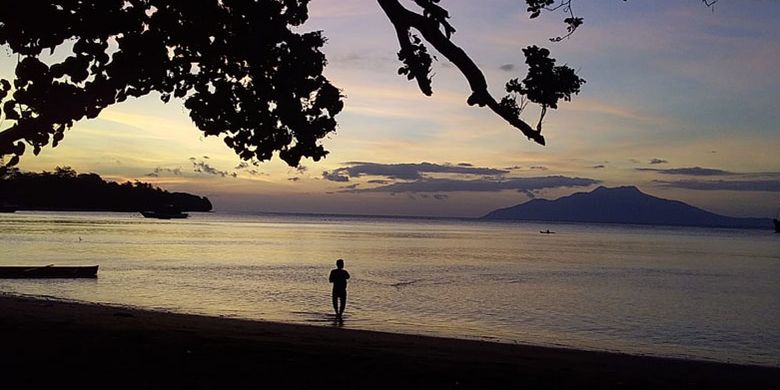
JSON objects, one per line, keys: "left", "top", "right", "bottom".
{"left": 329, "top": 259, "right": 350, "bottom": 318}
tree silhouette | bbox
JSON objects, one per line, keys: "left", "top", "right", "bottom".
{"left": 378, "top": 0, "right": 584, "bottom": 146}
{"left": 0, "top": 0, "right": 714, "bottom": 168}
{"left": 0, "top": 166, "right": 212, "bottom": 211}
{"left": 0, "top": 0, "right": 342, "bottom": 167}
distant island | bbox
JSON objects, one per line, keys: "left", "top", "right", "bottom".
{"left": 483, "top": 186, "right": 772, "bottom": 230}
{"left": 0, "top": 166, "right": 212, "bottom": 212}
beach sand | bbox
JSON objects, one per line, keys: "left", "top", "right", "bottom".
{"left": 1, "top": 294, "right": 777, "bottom": 389}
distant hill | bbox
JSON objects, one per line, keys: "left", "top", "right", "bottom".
{"left": 0, "top": 166, "right": 212, "bottom": 212}
{"left": 482, "top": 186, "right": 772, "bottom": 229}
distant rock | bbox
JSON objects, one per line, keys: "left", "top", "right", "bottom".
{"left": 482, "top": 186, "right": 772, "bottom": 229}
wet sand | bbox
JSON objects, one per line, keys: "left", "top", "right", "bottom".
{"left": 1, "top": 294, "right": 777, "bottom": 389}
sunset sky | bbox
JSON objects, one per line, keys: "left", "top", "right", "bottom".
{"left": 4, "top": 0, "right": 780, "bottom": 217}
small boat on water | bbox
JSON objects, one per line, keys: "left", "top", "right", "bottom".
{"left": 0, "top": 265, "right": 98, "bottom": 279}
{"left": 540, "top": 229, "right": 555, "bottom": 234}
{"left": 140, "top": 210, "right": 189, "bottom": 219}
{"left": 140, "top": 204, "right": 189, "bottom": 219}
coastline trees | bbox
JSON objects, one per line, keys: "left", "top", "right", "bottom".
{"left": 0, "top": 166, "right": 212, "bottom": 211}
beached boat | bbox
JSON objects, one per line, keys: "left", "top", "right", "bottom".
{"left": 0, "top": 265, "right": 98, "bottom": 279}
{"left": 140, "top": 210, "right": 189, "bottom": 219}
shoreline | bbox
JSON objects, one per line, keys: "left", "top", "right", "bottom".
{"left": 5, "top": 292, "right": 770, "bottom": 368}
{"left": 1, "top": 294, "right": 778, "bottom": 389}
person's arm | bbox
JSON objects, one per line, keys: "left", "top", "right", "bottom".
{"left": 329, "top": 270, "right": 335, "bottom": 283}
{"left": 345, "top": 271, "right": 350, "bottom": 280}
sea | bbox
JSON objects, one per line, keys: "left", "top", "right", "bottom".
{"left": 1, "top": 211, "right": 778, "bottom": 366}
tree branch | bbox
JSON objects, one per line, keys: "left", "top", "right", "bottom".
{"left": 377, "top": 0, "right": 544, "bottom": 145}
{"left": 0, "top": 124, "right": 27, "bottom": 157}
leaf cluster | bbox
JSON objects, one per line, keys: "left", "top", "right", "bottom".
{"left": 507, "top": 46, "right": 585, "bottom": 111}
{"left": 397, "top": 34, "right": 434, "bottom": 96}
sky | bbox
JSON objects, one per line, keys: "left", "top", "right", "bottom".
{"left": 3, "top": 0, "right": 780, "bottom": 218}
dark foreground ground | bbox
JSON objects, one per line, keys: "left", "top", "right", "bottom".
{"left": 1, "top": 294, "right": 778, "bottom": 389}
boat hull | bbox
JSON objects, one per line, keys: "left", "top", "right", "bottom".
{"left": 0, "top": 265, "right": 99, "bottom": 279}
{"left": 140, "top": 211, "right": 189, "bottom": 219}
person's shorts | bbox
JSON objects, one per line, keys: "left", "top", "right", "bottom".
{"left": 332, "top": 289, "right": 347, "bottom": 299}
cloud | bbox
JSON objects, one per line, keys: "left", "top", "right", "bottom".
{"left": 322, "top": 170, "right": 350, "bottom": 182}
{"left": 636, "top": 167, "right": 734, "bottom": 176}
{"left": 323, "top": 162, "right": 598, "bottom": 197}
{"left": 326, "top": 162, "right": 509, "bottom": 181}
{"left": 519, "top": 189, "right": 537, "bottom": 199}
{"left": 649, "top": 158, "right": 668, "bottom": 165}
{"left": 288, "top": 177, "right": 300, "bottom": 182}
{"left": 320, "top": 162, "right": 599, "bottom": 199}
{"left": 404, "top": 193, "right": 445, "bottom": 201}
{"left": 151, "top": 167, "right": 182, "bottom": 176}
{"left": 344, "top": 176, "right": 599, "bottom": 193}
{"left": 190, "top": 158, "right": 235, "bottom": 177}
{"left": 296, "top": 165, "right": 307, "bottom": 174}
{"left": 416, "top": 194, "right": 448, "bottom": 200}
{"left": 654, "top": 180, "right": 780, "bottom": 192}
{"left": 530, "top": 166, "right": 548, "bottom": 171}
{"left": 499, "top": 64, "right": 515, "bottom": 72}
{"left": 233, "top": 161, "right": 267, "bottom": 176}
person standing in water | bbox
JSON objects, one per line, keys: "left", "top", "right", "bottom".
{"left": 329, "top": 259, "right": 350, "bottom": 318}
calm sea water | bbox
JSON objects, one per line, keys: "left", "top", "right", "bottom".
{"left": 1, "top": 211, "right": 778, "bottom": 366}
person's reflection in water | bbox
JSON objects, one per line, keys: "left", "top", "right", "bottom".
{"left": 329, "top": 258, "right": 350, "bottom": 321}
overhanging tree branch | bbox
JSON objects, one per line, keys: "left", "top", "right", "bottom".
{"left": 379, "top": 0, "right": 554, "bottom": 145}
{"left": 0, "top": 1, "right": 723, "bottom": 167}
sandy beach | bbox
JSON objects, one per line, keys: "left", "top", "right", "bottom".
{"left": 1, "top": 294, "right": 777, "bottom": 389}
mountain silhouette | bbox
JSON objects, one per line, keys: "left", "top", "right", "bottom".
{"left": 482, "top": 186, "right": 772, "bottom": 229}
